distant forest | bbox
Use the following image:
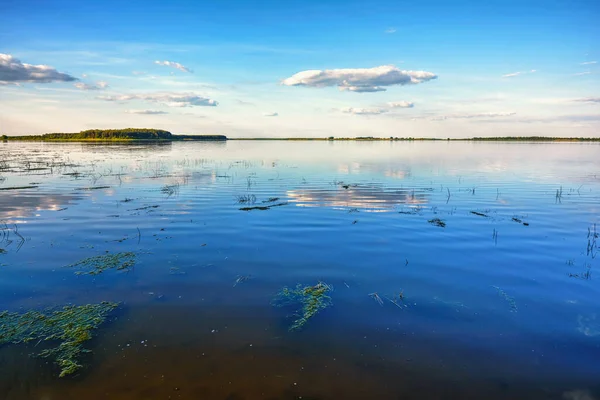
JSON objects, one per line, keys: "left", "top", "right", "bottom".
{"left": 3, "top": 129, "right": 227, "bottom": 141}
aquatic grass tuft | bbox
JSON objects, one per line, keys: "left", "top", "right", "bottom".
{"left": 65, "top": 252, "right": 136, "bottom": 275}
{"left": 0, "top": 302, "right": 119, "bottom": 377}
{"left": 272, "top": 282, "right": 333, "bottom": 331}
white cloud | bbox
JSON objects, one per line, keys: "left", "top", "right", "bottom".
{"left": 385, "top": 28, "right": 397, "bottom": 34}
{"left": 263, "top": 112, "right": 278, "bottom": 117}
{"left": 580, "top": 61, "right": 597, "bottom": 65}
{"left": 154, "top": 60, "right": 193, "bottom": 73}
{"left": 573, "top": 97, "right": 600, "bottom": 104}
{"left": 502, "top": 70, "right": 537, "bottom": 78}
{"left": 387, "top": 101, "right": 414, "bottom": 108}
{"left": 98, "top": 92, "right": 218, "bottom": 107}
{"left": 574, "top": 71, "right": 592, "bottom": 76}
{"left": 430, "top": 112, "right": 516, "bottom": 121}
{"left": 341, "top": 107, "right": 388, "bottom": 115}
{"left": 74, "top": 81, "right": 109, "bottom": 90}
{"left": 81, "top": 73, "right": 88, "bottom": 78}
{"left": 282, "top": 65, "right": 437, "bottom": 92}
{"left": 125, "top": 109, "right": 168, "bottom": 115}
{"left": 132, "top": 71, "right": 146, "bottom": 75}
{"left": 0, "top": 53, "right": 77, "bottom": 84}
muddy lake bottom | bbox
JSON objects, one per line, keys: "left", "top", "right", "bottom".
{"left": 0, "top": 140, "right": 599, "bottom": 399}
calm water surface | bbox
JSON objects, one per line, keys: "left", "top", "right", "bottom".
{"left": 0, "top": 140, "right": 599, "bottom": 400}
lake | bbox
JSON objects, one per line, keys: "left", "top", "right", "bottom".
{"left": 0, "top": 140, "right": 599, "bottom": 400}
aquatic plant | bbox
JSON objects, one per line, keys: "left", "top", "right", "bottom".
{"left": 0, "top": 302, "right": 119, "bottom": 377}
{"left": 272, "top": 282, "right": 333, "bottom": 331}
{"left": 428, "top": 218, "right": 446, "bottom": 228}
{"left": 65, "top": 252, "right": 136, "bottom": 275}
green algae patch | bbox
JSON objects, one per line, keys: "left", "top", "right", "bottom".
{"left": 272, "top": 282, "right": 332, "bottom": 331}
{"left": 0, "top": 302, "right": 119, "bottom": 377}
{"left": 66, "top": 252, "right": 136, "bottom": 275}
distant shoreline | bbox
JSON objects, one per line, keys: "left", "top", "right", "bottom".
{"left": 3, "top": 137, "right": 599, "bottom": 143}
{"left": 2, "top": 129, "right": 598, "bottom": 143}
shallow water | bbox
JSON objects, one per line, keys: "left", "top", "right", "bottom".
{"left": 0, "top": 140, "right": 599, "bottom": 400}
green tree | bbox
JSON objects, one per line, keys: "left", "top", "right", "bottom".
{"left": 1, "top": 135, "right": 8, "bottom": 141}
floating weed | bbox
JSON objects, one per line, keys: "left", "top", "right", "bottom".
{"left": 235, "top": 194, "right": 256, "bottom": 204}
{"left": 0, "top": 185, "right": 39, "bottom": 191}
{"left": 0, "top": 302, "right": 119, "bottom": 377}
{"left": 240, "top": 202, "right": 288, "bottom": 211}
{"left": 74, "top": 186, "right": 110, "bottom": 191}
{"left": 262, "top": 197, "right": 280, "bottom": 203}
{"left": 398, "top": 206, "right": 422, "bottom": 215}
{"left": 471, "top": 211, "right": 489, "bottom": 217}
{"left": 385, "top": 291, "right": 408, "bottom": 309}
{"left": 233, "top": 274, "right": 252, "bottom": 287}
{"left": 169, "top": 266, "right": 186, "bottom": 275}
{"left": 0, "top": 248, "right": 6, "bottom": 255}
{"left": 369, "top": 292, "right": 384, "bottom": 306}
{"left": 240, "top": 205, "right": 269, "bottom": 211}
{"left": 272, "top": 282, "right": 333, "bottom": 331}
{"left": 428, "top": 218, "right": 446, "bottom": 228}
{"left": 492, "top": 286, "right": 517, "bottom": 312}
{"left": 65, "top": 252, "right": 136, "bottom": 275}
{"left": 161, "top": 183, "right": 180, "bottom": 197}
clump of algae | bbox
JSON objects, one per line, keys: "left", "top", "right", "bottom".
{"left": 272, "top": 282, "right": 332, "bottom": 331}
{"left": 66, "top": 252, "right": 136, "bottom": 275}
{"left": 0, "top": 302, "right": 119, "bottom": 377}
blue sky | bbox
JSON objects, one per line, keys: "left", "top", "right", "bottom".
{"left": 1, "top": 0, "right": 599, "bottom": 137}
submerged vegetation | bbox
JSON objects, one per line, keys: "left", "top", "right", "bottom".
{"left": 65, "top": 252, "right": 136, "bottom": 275}
{"left": 493, "top": 286, "right": 518, "bottom": 312}
{"left": 272, "top": 282, "right": 333, "bottom": 331}
{"left": 0, "top": 302, "right": 119, "bottom": 377}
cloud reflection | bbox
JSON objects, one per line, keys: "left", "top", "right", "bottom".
{"left": 287, "top": 184, "right": 428, "bottom": 211}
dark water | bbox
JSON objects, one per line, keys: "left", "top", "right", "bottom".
{"left": 0, "top": 140, "right": 599, "bottom": 400}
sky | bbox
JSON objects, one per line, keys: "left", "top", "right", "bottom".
{"left": 0, "top": 0, "right": 599, "bottom": 138}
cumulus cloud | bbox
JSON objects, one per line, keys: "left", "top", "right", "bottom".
{"left": 430, "top": 112, "right": 516, "bottom": 121}
{"left": 387, "top": 101, "right": 414, "bottom": 108}
{"left": 97, "top": 92, "right": 218, "bottom": 107}
{"left": 341, "top": 107, "right": 388, "bottom": 115}
{"left": 263, "top": 112, "right": 279, "bottom": 117}
{"left": 580, "top": 61, "right": 597, "bottom": 65}
{"left": 502, "top": 70, "right": 537, "bottom": 78}
{"left": 154, "top": 60, "right": 193, "bottom": 73}
{"left": 0, "top": 53, "right": 77, "bottom": 84}
{"left": 125, "top": 109, "right": 168, "bottom": 115}
{"left": 385, "top": 28, "right": 397, "bottom": 34}
{"left": 282, "top": 65, "right": 437, "bottom": 92}
{"left": 74, "top": 81, "right": 109, "bottom": 90}
{"left": 573, "top": 97, "right": 600, "bottom": 104}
